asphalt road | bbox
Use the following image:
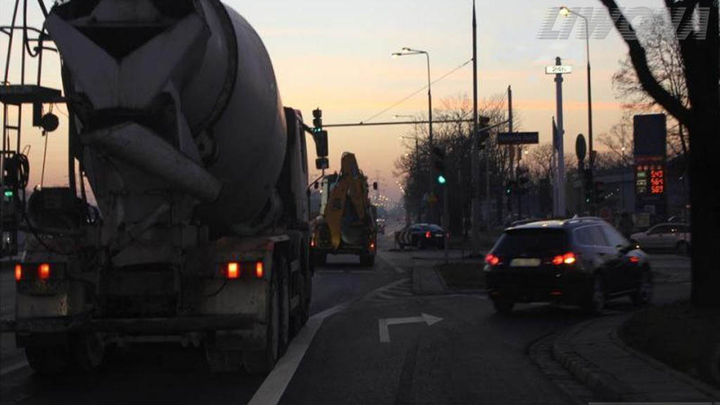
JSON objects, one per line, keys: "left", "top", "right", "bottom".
{"left": 0, "top": 235, "right": 692, "bottom": 405}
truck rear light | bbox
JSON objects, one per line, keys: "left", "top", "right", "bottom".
{"left": 255, "top": 262, "right": 264, "bottom": 279}
{"left": 227, "top": 262, "right": 240, "bottom": 279}
{"left": 552, "top": 253, "right": 576, "bottom": 266}
{"left": 14, "top": 264, "right": 22, "bottom": 281}
{"left": 38, "top": 263, "right": 51, "bottom": 280}
{"left": 485, "top": 254, "right": 500, "bottom": 266}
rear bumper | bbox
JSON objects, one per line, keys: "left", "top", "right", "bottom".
{"left": 486, "top": 272, "right": 592, "bottom": 304}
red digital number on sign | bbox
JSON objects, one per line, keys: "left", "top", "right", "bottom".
{"left": 650, "top": 169, "right": 665, "bottom": 194}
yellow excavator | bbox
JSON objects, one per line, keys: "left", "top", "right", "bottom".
{"left": 311, "top": 153, "right": 378, "bottom": 266}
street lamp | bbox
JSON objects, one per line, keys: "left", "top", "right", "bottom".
{"left": 560, "top": 6, "right": 595, "bottom": 202}
{"left": 393, "top": 47, "right": 434, "bottom": 221}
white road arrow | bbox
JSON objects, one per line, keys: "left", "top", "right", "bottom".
{"left": 378, "top": 313, "right": 443, "bottom": 343}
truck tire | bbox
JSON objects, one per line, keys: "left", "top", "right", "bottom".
{"left": 243, "top": 268, "right": 280, "bottom": 375}
{"left": 71, "top": 332, "right": 105, "bottom": 371}
{"left": 25, "top": 346, "right": 70, "bottom": 375}
{"left": 360, "top": 254, "right": 375, "bottom": 267}
{"left": 205, "top": 344, "right": 242, "bottom": 373}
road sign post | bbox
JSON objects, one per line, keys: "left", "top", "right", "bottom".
{"left": 547, "top": 57, "right": 571, "bottom": 218}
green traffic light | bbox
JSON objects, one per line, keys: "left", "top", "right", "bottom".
{"left": 437, "top": 175, "right": 447, "bottom": 185}
{"left": 4, "top": 190, "right": 13, "bottom": 198}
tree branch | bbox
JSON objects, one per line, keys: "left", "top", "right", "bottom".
{"left": 599, "top": 0, "right": 692, "bottom": 125}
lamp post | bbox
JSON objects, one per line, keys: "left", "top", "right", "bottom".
{"left": 393, "top": 48, "right": 434, "bottom": 222}
{"left": 560, "top": 6, "right": 595, "bottom": 208}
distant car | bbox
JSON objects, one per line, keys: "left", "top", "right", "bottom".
{"left": 485, "top": 217, "right": 653, "bottom": 315}
{"left": 376, "top": 218, "right": 386, "bottom": 235}
{"left": 395, "top": 223, "right": 445, "bottom": 249}
{"left": 630, "top": 223, "right": 691, "bottom": 254}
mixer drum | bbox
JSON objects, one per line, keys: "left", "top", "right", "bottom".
{"left": 47, "top": 0, "right": 287, "bottom": 237}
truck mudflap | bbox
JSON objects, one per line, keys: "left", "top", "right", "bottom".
{"left": 12, "top": 314, "right": 260, "bottom": 335}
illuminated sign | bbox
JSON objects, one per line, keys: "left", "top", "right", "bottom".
{"left": 636, "top": 165, "right": 665, "bottom": 196}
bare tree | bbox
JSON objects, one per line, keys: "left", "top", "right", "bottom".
{"left": 599, "top": 0, "right": 719, "bottom": 307}
{"left": 612, "top": 13, "right": 690, "bottom": 160}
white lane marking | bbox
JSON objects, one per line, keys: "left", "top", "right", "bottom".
{"left": 378, "top": 313, "right": 443, "bottom": 343}
{"left": 377, "top": 253, "right": 406, "bottom": 274}
{"left": 246, "top": 302, "right": 348, "bottom": 405}
{"left": 0, "top": 359, "right": 28, "bottom": 377}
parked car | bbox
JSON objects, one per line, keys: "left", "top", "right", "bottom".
{"left": 630, "top": 223, "right": 691, "bottom": 254}
{"left": 395, "top": 223, "right": 445, "bottom": 249}
{"left": 485, "top": 217, "right": 653, "bottom": 315}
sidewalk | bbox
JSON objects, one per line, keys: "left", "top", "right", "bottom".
{"left": 553, "top": 314, "right": 720, "bottom": 402}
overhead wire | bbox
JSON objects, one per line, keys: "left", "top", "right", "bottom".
{"left": 361, "top": 58, "right": 473, "bottom": 124}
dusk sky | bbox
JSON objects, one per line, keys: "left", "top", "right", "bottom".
{"left": 1, "top": 0, "right": 664, "bottom": 201}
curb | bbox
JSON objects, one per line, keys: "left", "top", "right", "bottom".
{"left": 552, "top": 314, "right": 720, "bottom": 402}
{"left": 551, "top": 316, "right": 637, "bottom": 402}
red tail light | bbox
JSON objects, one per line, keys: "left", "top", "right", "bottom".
{"left": 227, "top": 262, "right": 240, "bottom": 279}
{"left": 485, "top": 254, "right": 500, "bottom": 266}
{"left": 14, "top": 264, "right": 22, "bottom": 281}
{"left": 255, "top": 262, "right": 264, "bottom": 279}
{"left": 629, "top": 256, "right": 640, "bottom": 264}
{"left": 425, "top": 231, "right": 432, "bottom": 239}
{"left": 38, "top": 263, "right": 51, "bottom": 280}
{"left": 552, "top": 253, "right": 576, "bottom": 266}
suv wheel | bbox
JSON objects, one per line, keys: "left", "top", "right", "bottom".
{"left": 631, "top": 270, "right": 653, "bottom": 306}
{"left": 492, "top": 298, "right": 515, "bottom": 314}
{"left": 583, "top": 276, "right": 605, "bottom": 315}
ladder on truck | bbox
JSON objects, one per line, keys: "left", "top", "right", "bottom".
{"left": 0, "top": 0, "right": 63, "bottom": 258}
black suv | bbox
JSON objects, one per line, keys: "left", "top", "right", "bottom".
{"left": 484, "top": 218, "right": 653, "bottom": 315}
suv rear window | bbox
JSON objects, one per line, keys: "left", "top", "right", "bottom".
{"left": 491, "top": 229, "right": 569, "bottom": 257}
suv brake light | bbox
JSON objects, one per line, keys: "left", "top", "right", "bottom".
{"left": 485, "top": 254, "right": 500, "bottom": 266}
{"left": 425, "top": 231, "right": 432, "bottom": 239}
{"left": 552, "top": 253, "right": 576, "bottom": 266}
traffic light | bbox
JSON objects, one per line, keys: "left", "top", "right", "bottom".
{"left": 312, "top": 108, "right": 323, "bottom": 132}
{"left": 432, "top": 146, "right": 447, "bottom": 185}
{"left": 506, "top": 180, "right": 517, "bottom": 196}
{"left": 594, "top": 181, "right": 605, "bottom": 203}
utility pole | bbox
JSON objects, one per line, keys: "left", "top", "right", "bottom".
{"left": 554, "top": 57, "right": 567, "bottom": 217}
{"left": 471, "top": 0, "right": 482, "bottom": 256}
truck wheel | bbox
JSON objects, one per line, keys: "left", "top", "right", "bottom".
{"left": 72, "top": 332, "right": 105, "bottom": 371}
{"left": 360, "top": 254, "right": 375, "bottom": 267}
{"left": 243, "top": 270, "right": 280, "bottom": 375}
{"left": 25, "top": 346, "right": 70, "bottom": 375}
{"left": 205, "top": 344, "right": 242, "bottom": 373}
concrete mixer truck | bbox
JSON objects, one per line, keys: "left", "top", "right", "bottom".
{"left": 1, "top": 0, "right": 326, "bottom": 374}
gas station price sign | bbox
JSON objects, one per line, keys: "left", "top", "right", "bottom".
{"left": 636, "top": 164, "right": 665, "bottom": 195}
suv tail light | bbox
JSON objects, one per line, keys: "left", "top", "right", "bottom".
{"left": 425, "top": 231, "right": 432, "bottom": 239}
{"left": 14, "top": 264, "right": 22, "bottom": 281}
{"left": 552, "top": 253, "right": 576, "bottom": 266}
{"left": 485, "top": 254, "right": 500, "bottom": 266}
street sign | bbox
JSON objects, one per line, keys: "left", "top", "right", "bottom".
{"left": 576, "top": 134, "right": 587, "bottom": 162}
{"left": 497, "top": 132, "right": 539, "bottom": 145}
{"left": 546, "top": 65, "right": 573, "bottom": 75}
